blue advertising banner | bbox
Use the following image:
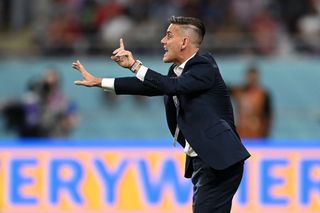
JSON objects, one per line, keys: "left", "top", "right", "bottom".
{"left": 1, "top": 139, "right": 320, "bottom": 213}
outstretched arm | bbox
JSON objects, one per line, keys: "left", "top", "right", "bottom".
{"left": 72, "top": 39, "right": 163, "bottom": 96}
{"left": 110, "top": 39, "right": 218, "bottom": 95}
{"left": 72, "top": 38, "right": 137, "bottom": 88}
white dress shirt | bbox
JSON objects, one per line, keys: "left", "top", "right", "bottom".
{"left": 170, "top": 54, "right": 198, "bottom": 157}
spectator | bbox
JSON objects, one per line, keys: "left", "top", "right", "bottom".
{"left": 43, "top": 13, "right": 81, "bottom": 55}
{"left": 93, "top": 0, "right": 125, "bottom": 31}
{"left": 230, "top": 66, "right": 273, "bottom": 139}
{"left": 100, "top": 12, "right": 134, "bottom": 46}
{"left": 3, "top": 0, "right": 319, "bottom": 55}
{"left": 297, "top": 0, "right": 320, "bottom": 54}
{"left": 249, "top": 9, "right": 279, "bottom": 55}
{"left": 1, "top": 68, "right": 78, "bottom": 138}
{"left": 230, "top": 0, "right": 263, "bottom": 27}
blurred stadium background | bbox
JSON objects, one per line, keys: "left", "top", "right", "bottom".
{"left": 1, "top": 0, "right": 320, "bottom": 212}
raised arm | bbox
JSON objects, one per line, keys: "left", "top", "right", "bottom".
{"left": 110, "top": 38, "right": 136, "bottom": 69}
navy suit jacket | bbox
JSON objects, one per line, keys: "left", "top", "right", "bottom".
{"left": 114, "top": 52, "right": 250, "bottom": 178}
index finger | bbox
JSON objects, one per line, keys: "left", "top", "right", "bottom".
{"left": 119, "top": 38, "right": 125, "bottom": 49}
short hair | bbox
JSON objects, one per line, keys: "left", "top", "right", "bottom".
{"left": 169, "top": 16, "right": 206, "bottom": 46}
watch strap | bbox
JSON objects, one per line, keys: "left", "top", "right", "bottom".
{"left": 130, "top": 60, "right": 142, "bottom": 72}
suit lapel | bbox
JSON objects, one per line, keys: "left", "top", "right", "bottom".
{"left": 164, "top": 64, "right": 176, "bottom": 105}
{"left": 167, "top": 64, "right": 176, "bottom": 77}
{"left": 181, "top": 52, "right": 200, "bottom": 75}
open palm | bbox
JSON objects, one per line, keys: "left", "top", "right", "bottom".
{"left": 72, "top": 60, "right": 101, "bottom": 87}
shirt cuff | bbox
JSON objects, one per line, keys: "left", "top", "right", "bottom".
{"left": 101, "top": 78, "right": 115, "bottom": 93}
{"left": 136, "top": 65, "right": 148, "bottom": 81}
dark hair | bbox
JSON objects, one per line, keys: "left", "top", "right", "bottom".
{"left": 169, "top": 16, "right": 206, "bottom": 44}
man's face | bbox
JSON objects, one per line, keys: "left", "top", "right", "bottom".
{"left": 160, "top": 24, "right": 183, "bottom": 64}
{"left": 246, "top": 69, "right": 259, "bottom": 86}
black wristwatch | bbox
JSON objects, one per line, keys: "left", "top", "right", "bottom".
{"left": 130, "top": 60, "right": 142, "bottom": 73}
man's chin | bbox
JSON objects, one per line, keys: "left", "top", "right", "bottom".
{"left": 162, "top": 55, "right": 171, "bottom": 63}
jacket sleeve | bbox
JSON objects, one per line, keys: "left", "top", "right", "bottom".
{"left": 114, "top": 77, "right": 164, "bottom": 96}
{"left": 142, "top": 61, "right": 216, "bottom": 95}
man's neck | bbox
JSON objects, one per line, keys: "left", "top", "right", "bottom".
{"left": 176, "top": 48, "right": 199, "bottom": 66}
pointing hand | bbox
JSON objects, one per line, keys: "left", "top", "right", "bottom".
{"left": 111, "top": 38, "right": 135, "bottom": 69}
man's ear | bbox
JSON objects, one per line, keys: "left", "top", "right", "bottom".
{"left": 181, "top": 37, "right": 189, "bottom": 50}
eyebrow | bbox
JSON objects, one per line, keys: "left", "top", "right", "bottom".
{"left": 167, "top": 31, "right": 173, "bottom": 36}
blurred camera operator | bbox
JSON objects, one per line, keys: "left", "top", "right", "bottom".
{"left": 1, "top": 68, "right": 78, "bottom": 138}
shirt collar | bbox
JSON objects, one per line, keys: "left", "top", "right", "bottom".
{"left": 177, "top": 53, "right": 197, "bottom": 70}
{"left": 173, "top": 52, "right": 197, "bottom": 77}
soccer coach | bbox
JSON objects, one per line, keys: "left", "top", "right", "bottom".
{"left": 72, "top": 16, "right": 250, "bottom": 213}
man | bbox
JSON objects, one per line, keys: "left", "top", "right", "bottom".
{"left": 72, "top": 16, "right": 250, "bottom": 213}
{"left": 230, "top": 66, "right": 273, "bottom": 138}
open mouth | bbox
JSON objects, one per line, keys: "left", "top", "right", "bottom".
{"left": 164, "top": 47, "right": 168, "bottom": 54}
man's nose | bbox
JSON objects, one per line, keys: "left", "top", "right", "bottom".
{"left": 160, "top": 37, "right": 166, "bottom": 44}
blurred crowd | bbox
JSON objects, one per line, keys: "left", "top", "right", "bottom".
{"left": 0, "top": 68, "right": 78, "bottom": 138}
{"left": 2, "top": 0, "right": 315, "bottom": 140}
{"left": 0, "top": 0, "right": 320, "bottom": 56}
{"left": 0, "top": 65, "right": 273, "bottom": 140}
